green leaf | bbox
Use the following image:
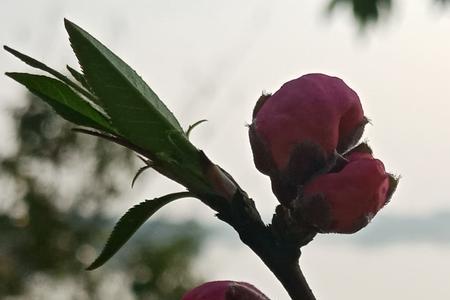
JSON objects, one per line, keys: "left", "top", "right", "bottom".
{"left": 67, "top": 65, "right": 92, "bottom": 92}
{"left": 63, "top": 20, "right": 210, "bottom": 192}
{"left": 6, "top": 72, "right": 115, "bottom": 133}
{"left": 64, "top": 19, "right": 190, "bottom": 155}
{"left": 3, "top": 45, "right": 96, "bottom": 103}
{"left": 86, "top": 192, "right": 193, "bottom": 270}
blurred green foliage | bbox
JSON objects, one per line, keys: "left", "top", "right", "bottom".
{"left": 327, "top": 0, "right": 449, "bottom": 25}
{"left": 0, "top": 94, "right": 204, "bottom": 299}
{"left": 328, "top": 0, "right": 392, "bottom": 25}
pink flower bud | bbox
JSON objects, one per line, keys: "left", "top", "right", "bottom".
{"left": 181, "top": 281, "right": 270, "bottom": 300}
{"left": 249, "top": 73, "right": 366, "bottom": 204}
{"left": 296, "top": 147, "right": 397, "bottom": 233}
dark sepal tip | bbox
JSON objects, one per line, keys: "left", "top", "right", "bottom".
{"left": 252, "top": 92, "right": 271, "bottom": 119}
{"left": 385, "top": 173, "right": 400, "bottom": 205}
{"left": 349, "top": 142, "right": 373, "bottom": 154}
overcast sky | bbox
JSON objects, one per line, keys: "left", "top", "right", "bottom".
{"left": 1, "top": 1, "right": 450, "bottom": 299}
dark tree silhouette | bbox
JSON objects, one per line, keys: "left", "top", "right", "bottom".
{"left": 327, "top": 0, "right": 449, "bottom": 25}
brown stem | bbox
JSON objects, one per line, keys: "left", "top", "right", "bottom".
{"left": 201, "top": 183, "right": 316, "bottom": 300}
{"left": 244, "top": 227, "right": 316, "bottom": 300}
{"left": 76, "top": 130, "right": 317, "bottom": 299}
{"left": 265, "top": 258, "right": 315, "bottom": 300}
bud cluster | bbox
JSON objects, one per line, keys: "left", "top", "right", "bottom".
{"left": 249, "top": 73, "right": 397, "bottom": 234}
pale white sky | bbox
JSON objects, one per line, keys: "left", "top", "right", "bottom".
{"left": 1, "top": 0, "right": 450, "bottom": 299}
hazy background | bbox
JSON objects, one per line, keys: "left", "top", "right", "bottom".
{"left": 1, "top": 0, "right": 450, "bottom": 299}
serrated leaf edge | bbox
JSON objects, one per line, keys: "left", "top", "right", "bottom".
{"left": 63, "top": 19, "right": 184, "bottom": 134}
{"left": 86, "top": 191, "right": 194, "bottom": 270}
{"left": 6, "top": 72, "right": 115, "bottom": 133}
{"left": 4, "top": 45, "right": 97, "bottom": 103}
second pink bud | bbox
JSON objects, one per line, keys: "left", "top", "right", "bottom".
{"left": 181, "top": 280, "right": 270, "bottom": 300}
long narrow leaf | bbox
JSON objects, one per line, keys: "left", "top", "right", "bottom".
{"left": 86, "top": 192, "right": 193, "bottom": 270}
{"left": 64, "top": 19, "right": 192, "bottom": 157}
{"left": 6, "top": 72, "right": 115, "bottom": 133}
{"left": 3, "top": 45, "right": 96, "bottom": 103}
